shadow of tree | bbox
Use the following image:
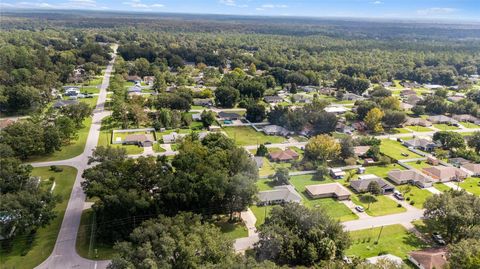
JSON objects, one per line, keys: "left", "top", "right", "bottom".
{"left": 358, "top": 194, "right": 378, "bottom": 204}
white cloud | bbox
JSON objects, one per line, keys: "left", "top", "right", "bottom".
{"left": 122, "top": 0, "right": 165, "bottom": 9}
{"left": 416, "top": 7, "right": 458, "bottom": 16}
{"left": 7, "top": 0, "right": 108, "bottom": 10}
{"left": 370, "top": 1, "right": 382, "bottom": 4}
{"left": 219, "top": 0, "right": 247, "bottom": 8}
{"left": 261, "top": 4, "right": 288, "bottom": 9}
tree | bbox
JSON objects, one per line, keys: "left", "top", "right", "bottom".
{"left": 214, "top": 86, "right": 240, "bottom": 108}
{"left": 340, "top": 136, "right": 355, "bottom": 159}
{"left": 246, "top": 103, "right": 266, "bottom": 123}
{"left": 433, "top": 131, "right": 465, "bottom": 150}
{"left": 364, "top": 108, "right": 385, "bottom": 133}
{"left": 1, "top": 121, "right": 45, "bottom": 159}
{"left": 255, "top": 203, "right": 350, "bottom": 266}
{"left": 256, "top": 144, "right": 268, "bottom": 157}
{"left": 411, "top": 105, "right": 425, "bottom": 116}
{"left": 273, "top": 167, "right": 290, "bottom": 185}
{"left": 423, "top": 191, "right": 480, "bottom": 243}
{"left": 305, "top": 135, "right": 341, "bottom": 163}
{"left": 109, "top": 213, "right": 237, "bottom": 269}
{"left": 55, "top": 116, "right": 78, "bottom": 142}
{"left": 367, "top": 181, "right": 382, "bottom": 195}
{"left": 61, "top": 102, "right": 93, "bottom": 128}
{"left": 467, "top": 132, "right": 480, "bottom": 153}
{"left": 200, "top": 110, "right": 216, "bottom": 128}
{"left": 448, "top": 238, "right": 480, "bottom": 269}
{"left": 382, "top": 110, "right": 406, "bottom": 127}
{"left": 152, "top": 71, "right": 167, "bottom": 93}
{"left": 380, "top": 96, "right": 400, "bottom": 110}
{"left": 310, "top": 112, "right": 338, "bottom": 135}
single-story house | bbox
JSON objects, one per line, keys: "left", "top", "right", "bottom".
{"left": 263, "top": 125, "right": 290, "bottom": 136}
{"left": 162, "top": 132, "right": 185, "bottom": 144}
{"left": 364, "top": 158, "right": 375, "bottom": 165}
{"left": 324, "top": 105, "right": 348, "bottom": 114}
{"left": 52, "top": 99, "right": 79, "bottom": 109}
{"left": 366, "top": 254, "right": 403, "bottom": 266}
{"left": 408, "top": 248, "right": 447, "bottom": 269}
{"left": 128, "top": 86, "right": 142, "bottom": 93}
{"left": 192, "top": 113, "right": 202, "bottom": 121}
{"left": 382, "top": 82, "right": 393, "bottom": 88}
{"left": 424, "top": 84, "right": 443, "bottom": 89}
{"left": 401, "top": 82, "right": 421, "bottom": 88}
{"left": 318, "top": 87, "right": 335, "bottom": 95}
{"left": 292, "top": 94, "right": 312, "bottom": 103}
{"left": 353, "top": 146, "right": 370, "bottom": 157}
{"left": 193, "top": 98, "right": 213, "bottom": 107}
{"left": 143, "top": 76, "right": 155, "bottom": 85}
{"left": 269, "top": 149, "right": 299, "bottom": 162}
{"left": 449, "top": 157, "right": 470, "bottom": 167}
{"left": 123, "top": 134, "right": 154, "bottom": 147}
{"left": 447, "top": 96, "right": 464, "bottom": 103}
{"left": 404, "top": 138, "right": 438, "bottom": 152}
{"left": 427, "top": 156, "right": 439, "bottom": 166}
{"left": 330, "top": 168, "right": 346, "bottom": 179}
{"left": 126, "top": 75, "right": 142, "bottom": 83}
{"left": 462, "top": 163, "right": 480, "bottom": 177}
{"left": 400, "top": 89, "right": 417, "bottom": 97}
{"left": 305, "top": 183, "right": 352, "bottom": 200}
{"left": 343, "top": 92, "right": 364, "bottom": 101}
{"left": 388, "top": 170, "right": 433, "bottom": 188}
{"left": 350, "top": 175, "right": 395, "bottom": 193}
{"left": 208, "top": 125, "right": 221, "bottom": 132}
{"left": 400, "top": 102, "right": 414, "bottom": 110}
{"left": 257, "top": 185, "right": 302, "bottom": 206}
{"left": 264, "top": 95, "right": 284, "bottom": 103}
{"left": 218, "top": 111, "right": 242, "bottom": 121}
{"left": 422, "top": 166, "right": 469, "bottom": 182}
{"left": 452, "top": 114, "right": 480, "bottom": 124}
{"left": 405, "top": 95, "right": 423, "bottom": 106}
{"left": 404, "top": 117, "right": 432, "bottom": 127}
{"left": 427, "top": 115, "right": 458, "bottom": 125}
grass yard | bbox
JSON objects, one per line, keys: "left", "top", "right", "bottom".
{"left": 405, "top": 125, "right": 434, "bottom": 132}
{"left": 380, "top": 139, "right": 422, "bottom": 160}
{"left": 461, "top": 122, "right": 480, "bottom": 129}
{"left": 355, "top": 164, "right": 404, "bottom": 179}
{"left": 459, "top": 177, "right": 480, "bottom": 196}
{"left": 391, "top": 128, "right": 411, "bottom": 134}
{"left": 433, "top": 183, "right": 451, "bottom": 192}
{"left": 397, "top": 185, "right": 433, "bottom": 208}
{"left": 433, "top": 124, "right": 459, "bottom": 131}
{"left": 350, "top": 194, "right": 406, "bottom": 217}
{"left": 405, "top": 161, "right": 431, "bottom": 170}
{"left": 76, "top": 209, "right": 116, "bottom": 260}
{"left": 259, "top": 158, "right": 276, "bottom": 177}
{"left": 346, "top": 224, "right": 428, "bottom": 260}
{"left": 256, "top": 179, "right": 278, "bottom": 191}
{"left": 153, "top": 143, "right": 166, "bottom": 153}
{"left": 0, "top": 166, "right": 77, "bottom": 269}
{"left": 85, "top": 76, "right": 103, "bottom": 86}
{"left": 289, "top": 175, "right": 358, "bottom": 221}
{"left": 223, "top": 126, "right": 285, "bottom": 146}
{"left": 97, "top": 131, "right": 144, "bottom": 155}
{"left": 250, "top": 205, "right": 276, "bottom": 228}
{"left": 79, "top": 86, "right": 100, "bottom": 94}
{"left": 29, "top": 117, "right": 92, "bottom": 162}
{"left": 213, "top": 217, "right": 248, "bottom": 240}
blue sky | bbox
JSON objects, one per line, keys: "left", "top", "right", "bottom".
{"left": 2, "top": 0, "right": 479, "bottom": 21}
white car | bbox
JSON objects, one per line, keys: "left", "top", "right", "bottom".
{"left": 355, "top": 206, "right": 365, "bottom": 212}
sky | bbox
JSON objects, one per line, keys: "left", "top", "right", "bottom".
{"left": 1, "top": 0, "right": 479, "bottom": 22}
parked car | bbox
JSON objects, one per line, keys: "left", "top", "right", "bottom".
{"left": 397, "top": 138, "right": 403, "bottom": 143}
{"left": 432, "top": 232, "right": 446, "bottom": 245}
{"left": 393, "top": 192, "right": 405, "bottom": 200}
{"left": 85, "top": 94, "right": 94, "bottom": 98}
{"left": 355, "top": 206, "right": 365, "bottom": 212}
{"left": 401, "top": 153, "right": 409, "bottom": 157}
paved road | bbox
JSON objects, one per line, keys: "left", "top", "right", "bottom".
{"left": 33, "top": 45, "right": 118, "bottom": 269}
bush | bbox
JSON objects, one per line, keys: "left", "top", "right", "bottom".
{"left": 410, "top": 201, "right": 415, "bottom": 205}
{"left": 345, "top": 157, "right": 357, "bottom": 166}
{"left": 50, "top": 165, "right": 63, "bottom": 172}
{"left": 406, "top": 197, "right": 410, "bottom": 201}
{"left": 397, "top": 204, "right": 402, "bottom": 207}
{"left": 416, "top": 160, "right": 422, "bottom": 164}
{"left": 49, "top": 176, "right": 55, "bottom": 182}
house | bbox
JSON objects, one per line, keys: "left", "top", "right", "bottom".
{"left": 126, "top": 75, "right": 142, "bottom": 83}
{"left": 382, "top": 82, "right": 393, "bottom": 88}
{"left": 64, "top": 87, "right": 80, "bottom": 96}
{"left": 128, "top": 85, "right": 142, "bottom": 93}
{"left": 52, "top": 99, "right": 79, "bottom": 109}
{"left": 404, "top": 138, "right": 438, "bottom": 152}
{"left": 408, "top": 248, "right": 447, "bottom": 269}
{"left": 405, "top": 95, "right": 423, "bottom": 105}
{"left": 427, "top": 115, "right": 458, "bottom": 126}
{"left": 0, "top": 119, "right": 15, "bottom": 129}
{"left": 0, "top": 213, "right": 17, "bottom": 240}
{"left": 424, "top": 84, "right": 443, "bottom": 89}
{"left": 447, "top": 95, "right": 464, "bottom": 103}
{"left": 422, "top": 166, "right": 469, "bottom": 182}
{"left": 143, "top": 76, "right": 155, "bottom": 85}
{"left": 363, "top": 158, "right": 375, "bottom": 165}
{"left": 462, "top": 163, "right": 480, "bottom": 177}
{"left": 193, "top": 98, "right": 213, "bottom": 107}
{"left": 366, "top": 254, "right": 403, "bottom": 266}
{"left": 292, "top": 94, "right": 312, "bottom": 103}
{"left": 401, "top": 81, "right": 421, "bottom": 88}
{"left": 305, "top": 183, "right": 352, "bottom": 200}
{"left": 343, "top": 92, "right": 364, "bottom": 101}
{"left": 123, "top": 134, "right": 154, "bottom": 147}
{"left": 324, "top": 105, "right": 348, "bottom": 114}
{"left": 400, "top": 102, "right": 414, "bottom": 110}
{"left": 264, "top": 95, "right": 284, "bottom": 103}
{"left": 449, "top": 157, "right": 470, "bottom": 167}
{"left": 350, "top": 175, "right": 395, "bottom": 193}
{"left": 388, "top": 170, "right": 433, "bottom": 188}
{"left": 400, "top": 89, "right": 417, "bottom": 97}
{"left": 263, "top": 125, "right": 290, "bottom": 136}
{"left": 427, "top": 156, "right": 439, "bottom": 166}
{"left": 192, "top": 113, "right": 202, "bottom": 121}
{"left": 162, "top": 132, "right": 185, "bottom": 144}
{"left": 269, "top": 149, "right": 299, "bottom": 162}
{"left": 218, "top": 111, "right": 242, "bottom": 121}
{"left": 208, "top": 125, "right": 221, "bottom": 132}
{"left": 318, "top": 87, "right": 335, "bottom": 95}
{"left": 404, "top": 117, "right": 432, "bottom": 127}
{"left": 257, "top": 185, "right": 302, "bottom": 205}
{"left": 352, "top": 121, "right": 367, "bottom": 132}
{"left": 452, "top": 114, "right": 480, "bottom": 124}
{"left": 353, "top": 146, "right": 370, "bottom": 157}
{"left": 330, "top": 168, "right": 346, "bottom": 179}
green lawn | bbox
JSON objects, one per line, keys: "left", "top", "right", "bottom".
{"left": 29, "top": 117, "right": 92, "bottom": 162}
{"left": 459, "top": 177, "right": 480, "bottom": 196}
{"left": 250, "top": 205, "right": 276, "bottom": 228}
{"left": 153, "top": 143, "right": 166, "bottom": 153}
{"left": 1, "top": 166, "right": 77, "bottom": 269}
{"left": 397, "top": 185, "right": 433, "bottom": 208}
{"left": 350, "top": 194, "right": 406, "bottom": 217}
{"left": 346, "top": 224, "right": 428, "bottom": 260}
{"left": 85, "top": 76, "right": 103, "bottom": 86}
{"left": 433, "top": 183, "right": 451, "bottom": 192}
{"left": 354, "top": 164, "right": 404, "bottom": 179}
{"left": 76, "top": 209, "right": 116, "bottom": 260}
{"left": 213, "top": 217, "right": 248, "bottom": 240}
{"left": 433, "top": 124, "right": 459, "bottom": 131}
{"left": 380, "top": 139, "right": 422, "bottom": 160}
{"left": 461, "top": 122, "right": 480, "bottom": 129}
{"left": 405, "top": 125, "right": 434, "bottom": 132}
{"left": 259, "top": 159, "right": 276, "bottom": 178}
{"left": 223, "top": 126, "right": 286, "bottom": 146}
{"left": 405, "top": 161, "right": 432, "bottom": 170}
{"left": 391, "top": 128, "right": 411, "bottom": 134}
{"left": 97, "top": 131, "right": 144, "bottom": 155}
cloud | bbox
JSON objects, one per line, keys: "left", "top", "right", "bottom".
{"left": 219, "top": 0, "right": 247, "bottom": 8}
{"left": 122, "top": 0, "right": 164, "bottom": 9}
{"left": 370, "top": 1, "right": 382, "bottom": 4}
{"left": 416, "top": 7, "right": 458, "bottom": 16}
{"left": 5, "top": 0, "right": 109, "bottom": 9}
{"left": 261, "top": 4, "right": 288, "bottom": 9}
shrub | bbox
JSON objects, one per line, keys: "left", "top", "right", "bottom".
{"left": 397, "top": 204, "right": 402, "bottom": 207}
{"left": 49, "top": 176, "right": 55, "bottom": 182}
{"left": 410, "top": 201, "right": 415, "bottom": 205}
{"left": 50, "top": 165, "right": 63, "bottom": 172}
{"left": 406, "top": 197, "right": 410, "bottom": 201}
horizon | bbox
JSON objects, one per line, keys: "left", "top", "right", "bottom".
{"left": 1, "top": 0, "right": 480, "bottom": 23}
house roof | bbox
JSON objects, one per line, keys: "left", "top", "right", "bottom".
{"left": 305, "top": 183, "right": 352, "bottom": 197}
{"left": 388, "top": 170, "right": 432, "bottom": 184}
{"left": 400, "top": 89, "right": 417, "bottom": 96}
{"left": 143, "top": 76, "right": 155, "bottom": 82}
{"left": 409, "top": 248, "right": 447, "bottom": 269}
{"left": 325, "top": 106, "right": 348, "bottom": 113}
{"left": 264, "top": 95, "right": 283, "bottom": 102}
{"left": 263, "top": 125, "right": 289, "bottom": 135}
{"left": 350, "top": 176, "right": 394, "bottom": 192}
{"left": 353, "top": 146, "right": 370, "bottom": 156}
{"left": 422, "top": 166, "right": 468, "bottom": 180}
{"left": 126, "top": 75, "right": 141, "bottom": 81}
{"left": 427, "top": 115, "right": 457, "bottom": 124}
{"left": 452, "top": 114, "right": 480, "bottom": 123}
{"left": 218, "top": 111, "right": 241, "bottom": 119}
{"left": 257, "top": 185, "right": 302, "bottom": 203}
{"left": 405, "top": 117, "right": 432, "bottom": 126}
{"left": 269, "top": 149, "right": 299, "bottom": 161}
{"left": 124, "top": 134, "right": 154, "bottom": 143}
{"left": 462, "top": 163, "right": 480, "bottom": 174}
{"left": 53, "top": 99, "right": 79, "bottom": 108}
{"left": 405, "top": 138, "right": 436, "bottom": 148}
{"left": 366, "top": 254, "right": 403, "bottom": 265}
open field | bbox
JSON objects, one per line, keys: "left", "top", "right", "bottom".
{"left": 346, "top": 224, "right": 428, "bottom": 259}
{"left": 223, "top": 126, "right": 286, "bottom": 146}
{"left": 404, "top": 161, "right": 431, "bottom": 170}
{"left": 1, "top": 166, "right": 77, "bottom": 269}
{"left": 356, "top": 164, "right": 404, "bottom": 179}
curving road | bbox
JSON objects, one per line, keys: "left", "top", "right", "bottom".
{"left": 33, "top": 45, "right": 118, "bottom": 269}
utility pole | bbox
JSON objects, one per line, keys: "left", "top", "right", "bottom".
{"left": 375, "top": 225, "right": 384, "bottom": 244}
